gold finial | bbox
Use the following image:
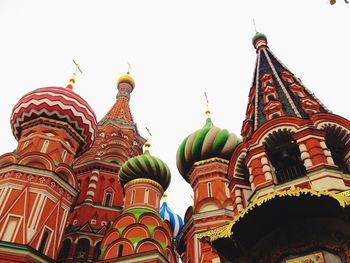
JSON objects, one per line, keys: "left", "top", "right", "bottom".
{"left": 204, "top": 92, "right": 211, "bottom": 117}
{"left": 253, "top": 19, "right": 258, "bottom": 34}
{"left": 163, "top": 192, "right": 167, "bottom": 202}
{"left": 145, "top": 127, "right": 152, "bottom": 151}
{"left": 127, "top": 62, "right": 132, "bottom": 75}
{"left": 67, "top": 59, "right": 83, "bottom": 89}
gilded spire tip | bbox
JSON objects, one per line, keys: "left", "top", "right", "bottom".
{"left": 253, "top": 19, "right": 258, "bottom": 34}
{"left": 127, "top": 62, "right": 132, "bottom": 75}
{"left": 163, "top": 192, "right": 167, "bottom": 202}
{"left": 204, "top": 92, "right": 211, "bottom": 118}
{"left": 66, "top": 59, "right": 82, "bottom": 90}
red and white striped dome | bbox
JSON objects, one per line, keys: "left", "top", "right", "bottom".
{"left": 10, "top": 86, "right": 97, "bottom": 155}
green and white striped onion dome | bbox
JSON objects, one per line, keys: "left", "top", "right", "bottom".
{"left": 176, "top": 117, "right": 240, "bottom": 182}
{"left": 119, "top": 149, "right": 171, "bottom": 191}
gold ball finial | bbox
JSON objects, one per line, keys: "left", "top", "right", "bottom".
{"left": 145, "top": 140, "right": 151, "bottom": 151}
{"left": 69, "top": 73, "right": 76, "bottom": 85}
{"left": 66, "top": 59, "right": 82, "bottom": 90}
{"left": 205, "top": 106, "right": 211, "bottom": 118}
{"left": 163, "top": 192, "right": 168, "bottom": 202}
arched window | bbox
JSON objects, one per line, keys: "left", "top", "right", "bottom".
{"left": 270, "top": 112, "right": 281, "bottom": 119}
{"left": 325, "top": 127, "right": 350, "bottom": 174}
{"left": 117, "top": 244, "right": 124, "bottom": 257}
{"left": 267, "top": 94, "right": 275, "bottom": 102}
{"left": 93, "top": 241, "right": 101, "bottom": 260}
{"left": 265, "top": 131, "right": 306, "bottom": 184}
{"left": 58, "top": 239, "right": 71, "bottom": 261}
{"left": 131, "top": 190, "right": 135, "bottom": 205}
{"left": 144, "top": 189, "right": 149, "bottom": 203}
{"left": 207, "top": 182, "right": 212, "bottom": 197}
{"left": 38, "top": 230, "right": 50, "bottom": 254}
{"left": 75, "top": 238, "right": 90, "bottom": 261}
{"left": 104, "top": 192, "right": 112, "bottom": 206}
{"left": 41, "top": 140, "right": 49, "bottom": 153}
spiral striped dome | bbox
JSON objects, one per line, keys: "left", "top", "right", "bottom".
{"left": 160, "top": 200, "right": 184, "bottom": 237}
{"left": 119, "top": 150, "right": 171, "bottom": 191}
{"left": 176, "top": 117, "right": 240, "bottom": 181}
{"left": 10, "top": 87, "right": 97, "bottom": 155}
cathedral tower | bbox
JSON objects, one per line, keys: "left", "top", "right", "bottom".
{"left": 100, "top": 140, "right": 178, "bottom": 262}
{"left": 176, "top": 107, "right": 240, "bottom": 263}
{"left": 58, "top": 73, "right": 145, "bottom": 262}
{"left": 199, "top": 33, "right": 350, "bottom": 263}
{"left": 0, "top": 72, "right": 97, "bottom": 262}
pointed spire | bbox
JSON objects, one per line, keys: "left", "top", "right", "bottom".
{"left": 66, "top": 59, "right": 82, "bottom": 90}
{"left": 241, "top": 33, "right": 330, "bottom": 140}
{"left": 100, "top": 70, "right": 136, "bottom": 124}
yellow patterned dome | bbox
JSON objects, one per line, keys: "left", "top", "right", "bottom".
{"left": 117, "top": 74, "right": 135, "bottom": 89}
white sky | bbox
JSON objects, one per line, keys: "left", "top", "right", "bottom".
{"left": 0, "top": 0, "right": 349, "bottom": 219}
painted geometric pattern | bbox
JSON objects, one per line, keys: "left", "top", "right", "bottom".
{"left": 11, "top": 87, "right": 97, "bottom": 154}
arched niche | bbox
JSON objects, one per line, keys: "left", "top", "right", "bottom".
{"left": 264, "top": 130, "right": 306, "bottom": 184}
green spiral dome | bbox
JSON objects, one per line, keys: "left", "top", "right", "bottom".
{"left": 119, "top": 150, "right": 171, "bottom": 191}
{"left": 176, "top": 117, "right": 240, "bottom": 182}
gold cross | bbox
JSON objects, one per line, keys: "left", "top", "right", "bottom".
{"left": 204, "top": 92, "right": 211, "bottom": 117}
{"left": 253, "top": 19, "right": 258, "bottom": 34}
{"left": 204, "top": 91, "right": 209, "bottom": 107}
{"left": 127, "top": 62, "right": 132, "bottom": 75}
{"left": 146, "top": 127, "right": 152, "bottom": 137}
{"left": 73, "top": 59, "right": 83, "bottom": 75}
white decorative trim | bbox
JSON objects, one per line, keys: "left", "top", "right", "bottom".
{"left": 86, "top": 190, "right": 95, "bottom": 197}
{"left": 0, "top": 164, "right": 78, "bottom": 196}
{"left": 254, "top": 50, "right": 261, "bottom": 130}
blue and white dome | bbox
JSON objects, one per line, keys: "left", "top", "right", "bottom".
{"left": 160, "top": 197, "right": 184, "bottom": 238}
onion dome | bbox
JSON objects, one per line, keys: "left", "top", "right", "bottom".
{"left": 176, "top": 113, "right": 240, "bottom": 181}
{"left": 117, "top": 73, "right": 135, "bottom": 90}
{"left": 252, "top": 32, "right": 268, "bottom": 50}
{"left": 159, "top": 194, "right": 184, "bottom": 237}
{"left": 10, "top": 86, "right": 97, "bottom": 155}
{"left": 119, "top": 142, "right": 171, "bottom": 190}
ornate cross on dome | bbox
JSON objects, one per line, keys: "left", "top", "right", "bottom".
{"left": 204, "top": 91, "right": 211, "bottom": 117}
{"left": 73, "top": 59, "right": 83, "bottom": 75}
{"left": 145, "top": 127, "right": 152, "bottom": 151}
{"left": 67, "top": 59, "right": 83, "bottom": 89}
{"left": 127, "top": 62, "right": 132, "bottom": 75}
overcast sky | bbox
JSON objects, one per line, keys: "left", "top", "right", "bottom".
{"left": 0, "top": 0, "right": 349, "bottom": 219}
